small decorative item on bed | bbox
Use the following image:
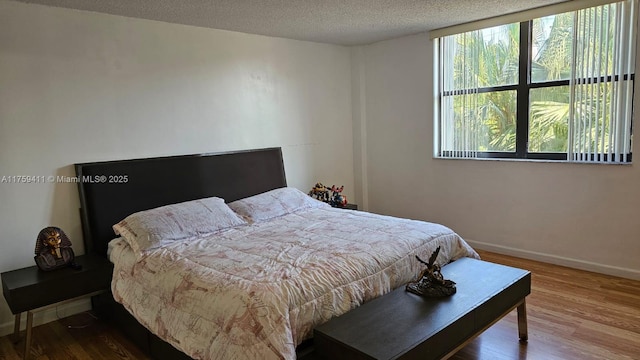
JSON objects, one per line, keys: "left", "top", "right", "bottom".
{"left": 308, "top": 182, "right": 348, "bottom": 208}
{"left": 405, "top": 246, "right": 456, "bottom": 297}
{"left": 308, "top": 182, "right": 330, "bottom": 202}
{"left": 328, "top": 185, "right": 347, "bottom": 208}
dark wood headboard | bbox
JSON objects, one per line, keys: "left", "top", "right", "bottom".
{"left": 75, "top": 147, "right": 287, "bottom": 257}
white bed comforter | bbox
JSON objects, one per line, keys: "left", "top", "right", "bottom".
{"left": 108, "top": 207, "right": 478, "bottom": 360}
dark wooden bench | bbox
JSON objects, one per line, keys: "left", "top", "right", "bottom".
{"left": 314, "top": 257, "right": 531, "bottom": 360}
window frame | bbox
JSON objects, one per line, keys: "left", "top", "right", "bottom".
{"left": 436, "top": 17, "right": 635, "bottom": 162}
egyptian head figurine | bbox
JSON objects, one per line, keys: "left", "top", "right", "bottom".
{"left": 34, "top": 227, "right": 79, "bottom": 271}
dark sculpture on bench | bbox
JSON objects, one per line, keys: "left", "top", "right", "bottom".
{"left": 406, "top": 246, "right": 457, "bottom": 297}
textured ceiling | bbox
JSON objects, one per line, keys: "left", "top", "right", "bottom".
{"left": 13, "top": 0, "right": 570, "bottom": 46}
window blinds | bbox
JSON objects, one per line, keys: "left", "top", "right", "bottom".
{"left": 569, "top": 0, "right": 637, "bottom": 162}
{"left": 435, "top": 0, "right": 637, "bottom": 163}
{"left": 438, "top": 32, "right": 483, "bottom": 158}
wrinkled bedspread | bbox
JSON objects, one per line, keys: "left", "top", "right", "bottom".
{"left": 108, "top": 207, "right": 479, "bottom": 360}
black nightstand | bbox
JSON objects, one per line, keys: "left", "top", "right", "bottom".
{"left": 330, "top": 203, "right": 358, "bottom": 210}
{"left": 1, "top": 254, "right": 113, "bottom": 359}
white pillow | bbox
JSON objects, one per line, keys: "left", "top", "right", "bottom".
{"left": 113, "top": 196, "right": 246, "bottom": 257}
{"left": 228, "top": 187, "right": 329, "bottom": 222}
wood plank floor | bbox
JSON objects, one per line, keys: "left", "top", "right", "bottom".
{"left": 0, "top": 250, "right": 638, "bottom": 360}
{"left": 452, "top": 250, "right": 640, "bottom": 360}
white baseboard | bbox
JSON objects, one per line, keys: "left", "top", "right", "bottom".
{"left": 467, "top": 239, "right": 640, "bottom": 280}
{"left": 0, "top": 299, "right": 91, "bottom": 337}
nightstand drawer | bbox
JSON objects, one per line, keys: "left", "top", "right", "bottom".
{"left": 1, "top": 254, "right": 113, "bottom": 314}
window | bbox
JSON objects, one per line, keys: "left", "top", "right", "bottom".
{"left": 434, "top": 0, "right": 637, "bottom": 163}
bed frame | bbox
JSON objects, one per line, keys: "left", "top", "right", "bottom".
{"left": 75, "top": 147, "right": 288, "bottom": 359}
{"left": 74, "top": 147, "right": 529, "bottom": 360}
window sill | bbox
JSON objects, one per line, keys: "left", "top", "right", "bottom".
{"left": 432, "top": 156, "right": 632, "bottom": 165}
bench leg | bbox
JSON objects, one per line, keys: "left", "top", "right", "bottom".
{"left": 23, "top": 311, "right": 33, "bottom": 360}
{"left": 517, "top": 299, "right": 528, "bottom": 342}
{"left": 10, "top": 313, "right": 21, "bottom": 343}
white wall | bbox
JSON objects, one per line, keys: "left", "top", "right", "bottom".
{"left": 0, "top": 0, "right": 353, "bottom": 334}
{"left": 353, "top": 32, "right": 640, "bottom": 280}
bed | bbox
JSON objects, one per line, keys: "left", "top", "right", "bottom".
{"left": 75, "top": 147, "right": 478, "bottom": 360}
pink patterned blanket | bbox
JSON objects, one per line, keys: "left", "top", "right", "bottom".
{"left": 108, "top": 207, "right": 478, "bottom": 359}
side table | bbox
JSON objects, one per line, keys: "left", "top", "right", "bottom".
{"left": 1, "top": 254, "right": 113, "bottom": 359}
{"left": 341, "top": 203, "right": 358, "bottom": 210}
